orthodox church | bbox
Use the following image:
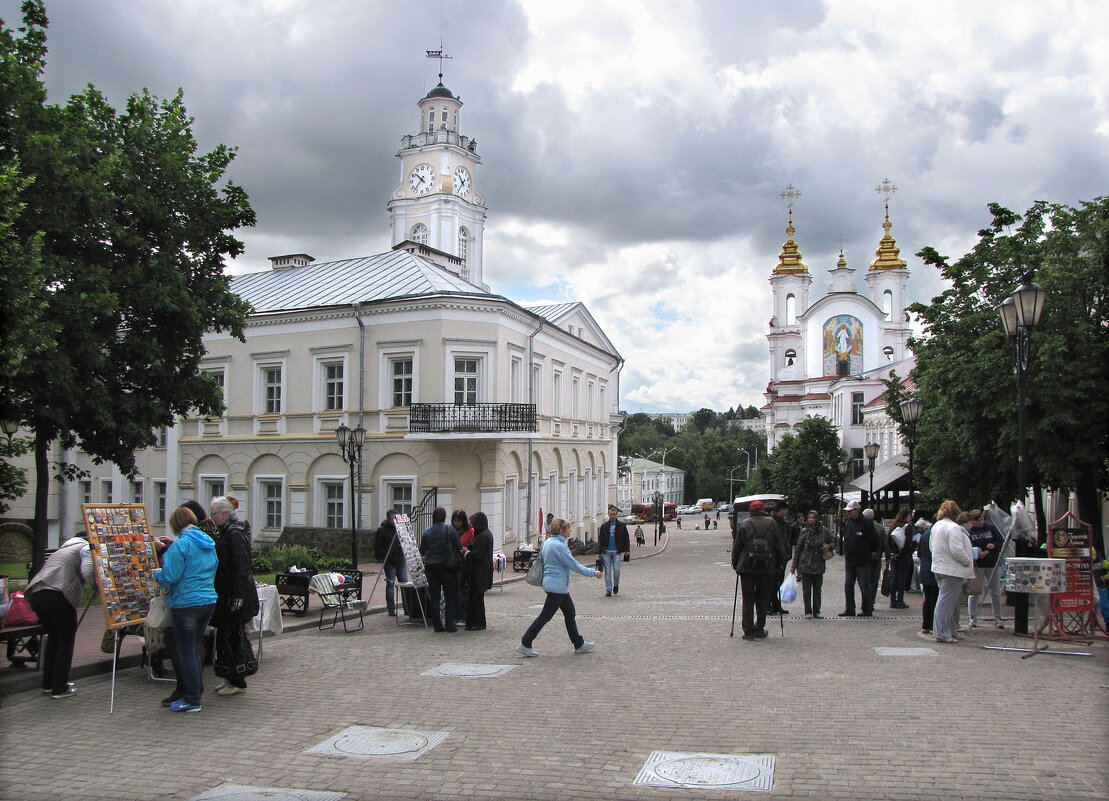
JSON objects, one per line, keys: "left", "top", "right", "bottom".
{"left": 761, "top": 201, "right": 914, "bottom": 481}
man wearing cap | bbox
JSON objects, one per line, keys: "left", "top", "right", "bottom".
{"left": 840, "top": 500, "right": 881, "bottom": 616}
{"left": 599, "top": 505, "right": 630, "bottom": 597}
{"left": 731, "top": 500, "right": 787, "bottom": 639}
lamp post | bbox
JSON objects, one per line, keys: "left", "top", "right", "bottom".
{"left": 335, "top": 422, "right": 366, "bottom": 569}
{"left": 864, "top": 441, "right": 880, "bottom": 511}
{"left": 0, "top": 419, "right": 17, "bottom": 447}
{"left": 899, "top": 398, "right": 924, "bottom": 517}
{"left": 728, "top": 465, "right": 743, "bottom": 507}
{"left": 999, "top": 270, "right": 1046, "bottom": 634}
{"left": 740, "top": 448, "right": 752, "bottom": 483}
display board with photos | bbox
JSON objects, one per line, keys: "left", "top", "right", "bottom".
{"left": 393, "top": 514, "right": 428, "bottom": 589}
{"left": 83, "top": 503, "right": 160, "bottom": 629}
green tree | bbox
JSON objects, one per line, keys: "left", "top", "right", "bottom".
{"left": 909, "top": 199, "right": 1109, "bottom": 552}
{"left": 1, "top": 2, "right": 255, "bottom": 569}
{"left": 746, "top": 417, "right": 842, "bottom": 512}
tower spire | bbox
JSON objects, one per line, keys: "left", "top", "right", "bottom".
{"left": 774, "top": 184, "right": 807, "bottom": 274}
{"left": 870, "top": 179, "right": 906, "bottom": 271}
{"left": 426, "top": 43, "right": 452, "bottom": 84}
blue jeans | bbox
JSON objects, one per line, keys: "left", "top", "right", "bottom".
{"left": 384, "top": 562, "right": 408, "bottom": 615}
{"left": 171, "top": 603, "right": 215, "bottom": 705}
{"left": 602, "top": 550, "right": 621, "bottom": 592}
{"left": 521, "top": 592, "right": 584, "bottom": 649}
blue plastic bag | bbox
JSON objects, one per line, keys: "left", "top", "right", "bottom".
{"left": 779, "top": 573, "right": 798, "bottom": 604}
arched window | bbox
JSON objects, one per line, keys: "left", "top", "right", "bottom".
{"left": 458, "top": 226, "right": 470, "bottom": 279}
{"left": 785, "top": 294, "right": 797, "bottom": 326}
{"left": 411, "top": 223, "right": 428, "bottom": 245}
{"left": 883, "top": 346, "right": 895, "bottom": 362}
{"left": 882, "top": 290, "right": 893, "bottom": 321}
{"left": 784, "top": 348, "right": 797, "bottom": 367}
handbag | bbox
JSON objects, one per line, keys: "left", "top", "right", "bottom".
{"left": 623, "top": 552, "right": 630, "bottom": 563}
{"left": 880, "top": 566, "right": 892, "bottom": 597}
{"left": 964, "top": 574, "right": 985, "bottom": 597}
{"left": 145, "top": 592, "right": 171, "bottom": 629}
{"left": 525, "top": 553, "right": 544, "bottom": 586}
{"left": 214, "top": 625, "right": 258, "bottom": 678}
{"left": 4, "top": 591, "right": 38, "bottom": 626}
{"left": 446, "top": 543, "right": 463, "bottom": 572}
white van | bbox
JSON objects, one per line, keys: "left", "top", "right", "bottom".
{"left": 696, "top": 498, "right": 714, "bottom": 511}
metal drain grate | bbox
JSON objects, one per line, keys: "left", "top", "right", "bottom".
{"left": 634, "top": 751, "right": 774, "bottom": 792}
{"left": 420, "top": 662, "right": 518, "bottom": 677}
{"left": 189, "top": 785, "right": 344, "bottom": 801}
{"left": 306, "top": 725, "right": 448, "bottom": 761}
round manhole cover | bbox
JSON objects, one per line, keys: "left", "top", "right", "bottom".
{"left": 654, "top": 756, "right": 761, "bottom": 786}
{"left": 332, "top": 729, "right": 430, "bottom": 756}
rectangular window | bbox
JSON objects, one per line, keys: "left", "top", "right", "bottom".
{"left": 203, "top": 479, "right": 225, "bottom": 504}
{"left": 553, "top": 371, "right": 562, "bottom": 416}
{"left": 389, "top": 483, "right": 413, "bottom": 515}
{"left": 154, "top": 481, "right": 167, "bottom": 523}
{"left": 324, "top": 363, "right": 344, "bottom": 411}
{"left": 324, "top": 482, "right": 345, "bottom": 528}
{"left": 204, "top": 368, "right": 226, "bottom": 411}
{"left": 263, "top": 481, "right": 283, "bottom": 528}
{"left": 530, "top": 365, "right": 542, "bottom": 412}
{"left": 510, "top": 358, "right": 522, "bottom": 403}
{"left": 454, "top": 358, "right": 478, "bottom": 405}
{"left": 851, "top": 392, "right": 865, "bottom": 425}
{"left": 265, "top": 367, "right": 282, "bottom": 414}
{"left": 155, "top": 426, "right": 168, "bottom": 447}
{"left": 130, "top": 480, "right": 144, "bottom": 505}
{"left": 392, "top": 358, "right": 413, "bottom": 407}
{"left": 99, "top": 480, "right": 113, "bottom": 504}
{"left": 505, "top": 476, "right": 517, "bottom": 534}
{"left": 587, "top": 381, "right": 595, "bottom": 420}
{"left": 572, "top": 376, "right": 580, "bottom": 418}
{"left": 850, "top": 448, "right": 864, "bottom": 480}
{"left": 79, "top": 480, "right": 92, "bottom": 505}
{"left": 599, "top": 386, "right": 606, "bottom": 422}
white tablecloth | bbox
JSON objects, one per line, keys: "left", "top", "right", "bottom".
{"left": 247, "top": 584, "right": 283, "bottom": 636}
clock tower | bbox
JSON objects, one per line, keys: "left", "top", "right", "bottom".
{"left": 387, "top": 78, "right": 487, "bottom": 288}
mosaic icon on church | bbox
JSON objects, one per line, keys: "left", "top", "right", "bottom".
{"left": 823, "top": 314, "right": 863, "bottom": 376}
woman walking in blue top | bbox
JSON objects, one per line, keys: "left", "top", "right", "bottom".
{"left": 155, "top": 506, "right": 218, "bottom": 713}
{"left": 517, "top": 518, "right": 603, "bottom": 657}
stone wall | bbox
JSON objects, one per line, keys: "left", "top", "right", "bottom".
{"left": 275, "top": 526, "right": 377, "bottom": 560}
{"left": 0, "top": 522, "right": 33, "bottom": 564}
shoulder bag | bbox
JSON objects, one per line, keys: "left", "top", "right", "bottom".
{"left": 525, "top": 552, "right": 544, "bottom": 586}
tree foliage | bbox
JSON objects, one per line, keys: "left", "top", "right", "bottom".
{"left": 1, "top": 2, "right": 255, "bottom": 566}
{"left": 745, "top": 416, "right": 843, "bottom": 512}
{"left": 908, "top": 198, "right": 1109, "bottom": 549}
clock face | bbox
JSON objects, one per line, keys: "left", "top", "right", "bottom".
{"left": 453, "top": 166, "right": 472, "bottom": 199}
{"left": 408, "top": 163, "right": 436, "bottom": 195}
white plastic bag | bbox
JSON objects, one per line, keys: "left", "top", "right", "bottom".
{"left": 779, "top": 573, "right": 798, "bottom": 604}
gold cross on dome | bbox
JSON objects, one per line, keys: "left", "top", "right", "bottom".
{"left": 834, "top": 233, "right": 848, "bottom": 252}
{"left": 779, "top": 184, "right": 802, "bottom": 209}
{"left": 875, "top": 178, "right": 899, "bottom": 202}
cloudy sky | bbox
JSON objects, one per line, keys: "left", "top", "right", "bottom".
{"left": 14, "top": 0, "right": 1109, "bottom": 413}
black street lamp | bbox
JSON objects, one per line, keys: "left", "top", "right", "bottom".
{"left": 335, "top": 422, "right": 366, "bottom": 569}
{"left": 900, "top": 398, "right": 923, "bottom": 516}
{"left": 999, "top": 270, "right": 1046, "bottom": 634}
{"left": 0, "top": 418, "right": 17, "bottom": 447}
{"left": 864, "top": 441, "right": 880, "bottom": 510}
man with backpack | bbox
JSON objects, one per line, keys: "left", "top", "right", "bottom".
{"left": 731, "top": 500, "right": 788, "bottom": 640}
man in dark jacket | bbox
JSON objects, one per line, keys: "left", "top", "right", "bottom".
{"left": 863, "top": 508, "right": 889, "bottom": 609}
{"left": 374, "top": 510, "right": 408, "bottom": 616}
{"left": 599, "top": 505, "right": 630, "bottom": 597}
{"left": 769, "top": 501, "right": 800, "bottom": 614}
{"left": 731, "top": 500, "right": 788, "bottom": 639}
{"left": 840, "top": 501, "right": 881, "bottom": 617}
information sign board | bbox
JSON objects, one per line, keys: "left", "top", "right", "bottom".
{"left": 1047, "top": 526, "right": 1093, "bottom": 614}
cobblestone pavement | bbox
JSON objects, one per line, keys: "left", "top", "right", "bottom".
{"left": 2, "top": 529, "right": 1106, "bottom": 801}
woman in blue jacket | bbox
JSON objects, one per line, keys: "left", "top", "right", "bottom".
{"left": 155, "top": 506, "right": 218, "bottom": 713}
{"left": 517, "top": 517, "right": 602, "bottom": 657}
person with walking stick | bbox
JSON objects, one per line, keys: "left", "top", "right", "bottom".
{"left": 730, "top": 500, "right": 787, "bottom": 640}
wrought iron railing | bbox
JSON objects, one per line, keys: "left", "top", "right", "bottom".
{"left": 408, "top": 403, "right": 537, "bottom": 433}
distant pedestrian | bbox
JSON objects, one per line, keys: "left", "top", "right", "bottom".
{"left": 886, "top": 508, "right": 913, "bottom": 609}
{"left": 770, "top": 502, "right": 799, "bottom": 614}
{"left": 676, "top": 516, "right": 681, "bottom": 529}
{"left": 374, "top": 510, "right": 407, "bottom": 616}
{"left": 731, "top": 500, "right": 787, "bottom": 639}
{"left": 916, "top": 518, "right": 938, "bottom": 636}
{"left": 463, "top": 512, "right": 494, "bottom": 630}
{"left": 155, "top": 507, "right": 218, "bottom": 713}
{"left": 516, "top": 517, "right": 602, "bottom": 657}
{"left": 840, "top": 501, "right": 880, "bottom": 616}
{"left": 635, "top": 525, "right": 645, "bottom": 546}
{"left": 930, "top": 500, "right": 974, "bottom": 644}
{"left": 791, "top": 510, "right": 834, "bottom": 618}
{"left": 25, "top": 533, "right": 93, "bottom": 698}
{"left": 966, "top": 510, "right": 1005, "bottom": 629}
{"left": 862, "top": 508, "right": 888, "bottom": 609}
{"left": 452, "top": 509, "right": 473, "bottom": 626}
{"left": 419, "top": 506, "right": 462, "bottom": 633}
{"left": 599, "top": 505, "right": 630, "bottom": 596}
{"left": 209, "top": 496, "right": 260, "bottom": 695}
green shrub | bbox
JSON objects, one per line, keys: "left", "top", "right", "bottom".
{"left": 250, "top": 545, "right": 356, "bottom": 574}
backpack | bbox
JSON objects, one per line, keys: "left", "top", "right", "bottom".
{"left": 747, "top": 523, "right": 773, "bottom": 571}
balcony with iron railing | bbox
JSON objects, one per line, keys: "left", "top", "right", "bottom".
{"left": 409, "top": 403, "right": 537, "bottom": 434}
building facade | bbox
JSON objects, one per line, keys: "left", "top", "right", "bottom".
{"left": 762, "top": 203, "right": 914, "bottom": 485}
{"left": 6, "top": 76, "right": 623, "bottom": 554}
{"left": 616, "top": 457, "right": 686, "bottom": 509}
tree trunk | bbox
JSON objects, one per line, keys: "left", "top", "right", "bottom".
{"left": 32, "top": 429, "right": 50, "bottom": 576}
{"left": 1075, "top": 473, "right": 1105, "bottom": 559}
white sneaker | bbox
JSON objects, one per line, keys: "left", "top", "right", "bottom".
{"left": 214, "top": 682, "right": 230, "bottom": 692}
{"left": 574, "top": 641, "right": 595, "bottom": 654}
{"left": 216, "top": 685, "right": 246, "bottom": 696}
{"left": 516, "top": 643, "right": 538, "bottom": 657}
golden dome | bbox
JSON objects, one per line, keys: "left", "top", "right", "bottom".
{"left": 773, "top": 210, "right": 808, "bottom": 274}
{"left": 870, "top": 204, "right": 906, "bottom": 271}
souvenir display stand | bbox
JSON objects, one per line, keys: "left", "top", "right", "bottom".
{"left": 981, "top": 557, "right": 1091, "bottom": 659}
{"left": 391, "top": 515, "right": 429, "bottom": 629}
{"left": 82, "top": 503, "right": 160, "bottom": 711}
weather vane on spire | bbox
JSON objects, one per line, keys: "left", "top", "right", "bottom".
{"left": 779, "top": 184, "right": 802, "bottom": 210}
{"left": 426, "top": 42, "right": 452, "bottom": 83}
{"left": 875, "top": 178, "right": 898, "bottom": 212}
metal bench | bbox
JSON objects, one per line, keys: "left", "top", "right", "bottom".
{"left": 0, "top": 622, "right": 45, "bottom": 669}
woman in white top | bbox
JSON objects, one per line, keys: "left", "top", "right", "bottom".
{"left": 929, "top": 500, "right": 975, "bottom": 643}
